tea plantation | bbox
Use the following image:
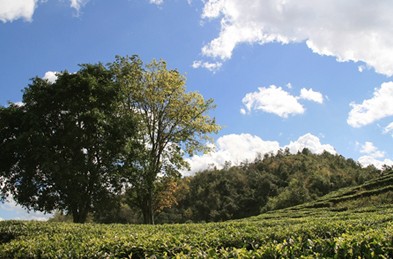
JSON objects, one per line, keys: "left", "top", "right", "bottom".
{"left": 1, "top": 172, "right": 392, "bottom": 258}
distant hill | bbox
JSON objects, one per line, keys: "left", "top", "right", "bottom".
{"left": 155, "top": 149, "right": 383, "bottom": 223}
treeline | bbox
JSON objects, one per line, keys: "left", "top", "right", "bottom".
{"left": 51, "top": 149, "right": 380, "bottom": 223}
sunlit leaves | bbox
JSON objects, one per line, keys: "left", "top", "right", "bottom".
{"left": 111, "top": 55, "right": 220, "bottom": 224}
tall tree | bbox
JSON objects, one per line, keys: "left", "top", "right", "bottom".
{"left": 0, "top": 64, "right": 138, "bottom": 223}
{"left": 111, "top": 56, "right": 220, "bottom": 224}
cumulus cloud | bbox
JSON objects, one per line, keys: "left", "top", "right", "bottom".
{"left": 284, "top": 133, "right": 336, "bottom": 155}
{"left": 241, "top": 85, "right": 324, "bottom": 118}
{"left": 0, "top": 0, "right": 37, "bottom": 22}
{"left": 358, "top": 156, "right": 393, "bottom": 169}
{"left": 43, "top": 71, "right": 58, "bottom": 84}
{"left": 192, "top": 60, "right": 222, "bottom": 72}
{"left": 200, "top": 0, "right": 393, "bottom": 76}
{"left": 299, "top": 88, "right": 324, "bottom": 104}
{"left": 184, "top": 133, "right": 335, "bottom": 174}
{"left": 360, "top": 141, "right": 384, "bottom": 158}
{"left": 185, "top": 133, "right": 279, "bottom": 174}
{"left": 347, "top": 82, "right": 393, "bottom": 128}
{"left": 358, "top": 141, "right": 393, "bottom": 169}
{"left": 241, "top": 85, "right": 304, "bottom": 118}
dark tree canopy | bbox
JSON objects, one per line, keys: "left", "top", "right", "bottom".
{"left": 0, "top": 64, "right": 138, "bottom": 223}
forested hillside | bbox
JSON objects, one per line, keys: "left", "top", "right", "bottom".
{"left": 52, "top": 149, "right": 382, "bottom": 224}
{"left": 155, "top": 149, "right": 381, "bottom": 223}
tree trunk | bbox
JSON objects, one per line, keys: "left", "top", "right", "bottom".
{"left": 72, "top": 202, "right": 90, "bottom": 223}
{"left": 142, "top": 193, "right": 155, "bottom": 224}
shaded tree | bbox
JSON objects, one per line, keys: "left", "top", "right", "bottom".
{"left": 0, "top": 64, "right": 138, "bottom": 223}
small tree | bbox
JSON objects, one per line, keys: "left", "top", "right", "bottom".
{"left": 111, "top": 56, "right": 220, "bottom": 224}
{"left": 0, "top": 64, "right": 138, "bottom": 223}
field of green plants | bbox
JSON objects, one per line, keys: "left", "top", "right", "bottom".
{"left": 1, "top": 203, "right": 392, "bottom": 258}
{"left": 1, "top": 172, "right": 392, "bottom": 258}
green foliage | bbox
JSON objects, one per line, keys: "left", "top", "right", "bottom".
{"left": 293, "top": 170, "right": 393, "bottom": 211}
{"left": 166, "top": 149, "right": 380, "bottom": 223}
{"left": 111, "top": 56, "right": 220, "bottom": 224}
{"left": 0, "top": 64, "right": 139, "bottom": 223}
{"left": 1, "top": 56, "right": 220, "bottom": 224}
{"left": 1, "top": 204, "right": 392, "bottom": 258}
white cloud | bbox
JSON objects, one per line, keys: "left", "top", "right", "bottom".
{"left": 358, "top": 141, "right": 393, "bottom": 169}
{"left": 0, "top": 199, "right": 51, "bottom": 221}
{"left": 284, "top": 133, "right": 336, "bottom": 155}
{"left": 185, "top": 133, "right": 280, "bottom": 175}
{"left": 185, "top": 133, "right": 335, "bottom": 174}
{"left": 0, "top": 0, "right": 89, "bottom": 22}
{"left": 299, "top": 88, "right": 324, "bottom": 104}
{"left": 241, "top": 85, "right": 304, "bottom": 118}
{"left": 200, "top": 0, "right": 393, "bottom": 76}
{"left": 383, "top": 122, "right": 393, "bottom": 136}
{"left": 360, "top": 141, "right": 383, "bottom": 157}
{"left": 43, "top": 71, "right": 58, "bottom": 84}
{"left": 192, "top": 60, "right": 222, "bottom": 72}
{"left": 0, "top": 0, "right": 37, "bottom": 23}
{"left": 347, "top": 82, "right": 393, "bottom": 128}
{"left": 185, "top": 133, "right": 391, "bottom": 174}
{"left": 149, "top": 0, "right": 163, "bottom": 5}
{"left": 358, "top": 156, "right": 393, "bottom": 170}
{"left": 70, "top": 0, "right": 89, "bottom": 14}
{"left": 357, "top": 64, "right": 371, "bottom": 73}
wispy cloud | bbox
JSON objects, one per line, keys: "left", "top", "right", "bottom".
{"left": 149, "top": 0, "right": 164, "bottom": 6}
{"left": 70, "top": 0, "right": 89, "bottom": 15}
{"left": 192, "top": 60, "right": 222, "bottom": 72}
{"left": 383, "top": 122, "right": 393, "bottom": 136}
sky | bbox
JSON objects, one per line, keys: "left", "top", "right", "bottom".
{"left": 1, "top": 0, "right": 393, "bottom": 220}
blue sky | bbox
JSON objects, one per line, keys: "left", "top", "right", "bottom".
{"left": 1, "top": 0, "right": 393, "bottom": 220}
